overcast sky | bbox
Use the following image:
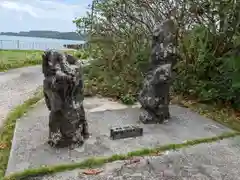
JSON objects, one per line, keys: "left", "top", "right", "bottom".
{"left": 0, "top": 0, "right": 91, "bottom": 32}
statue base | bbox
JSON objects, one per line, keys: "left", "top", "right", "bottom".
{"left": 47, "top": 134, "right": 89, "bottom": 148}
{"left": 139, "top": 107, "right": 170, "bottom": 124}
{"left": 47, "top": 107, "right": 90, "bottom": 148}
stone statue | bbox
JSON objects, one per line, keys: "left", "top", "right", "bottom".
{"left": 138, "top": 19, "right": 178, "bottom": 124}
{"left": 42, "top": 50, "right": 89, "bottom": 148}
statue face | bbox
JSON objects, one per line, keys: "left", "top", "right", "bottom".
{"left": 45, "top": 51, "right": 68, "bottom": 72}
{"left": 42, "top": 50, "right": 79, "bottom": 78}
{"left": 48, "top": 51, "right": 62, "bottom": 66}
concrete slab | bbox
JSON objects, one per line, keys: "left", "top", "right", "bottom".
{"left": 6, "top": 98, "right": 234, "bottom": 176}
{"left": 31, "top": 136, "right": 240, "bottom": 180}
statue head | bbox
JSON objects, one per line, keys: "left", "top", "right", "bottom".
{"left": 152, "top": 19, "right": 177, "bottom": 49}
{"left": 42, "top": 50, "right": 83, "bottom": 79}
{"left": 153, "top": 19, "right": 176, "bottom": 38}
{"left": 151, "top": 19, "right": 178, "bottom": 67}
{"left": 42, "top": 50, "right": 58, "bottom": 76}
{"left": 42, "top": 50, "right": 69, "bottom": 77}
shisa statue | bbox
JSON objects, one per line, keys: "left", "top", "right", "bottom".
{"left": 138, "top": 19, "right": 178, "bottom": 124}
{"left": 42, "top": 50, "right": 89, "bottom": 148}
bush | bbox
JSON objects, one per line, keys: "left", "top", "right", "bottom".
{"left": 173, "top": 25, "right": 240, "bottom": 108}
{"left": 76, "top": 0, "right": 240, "bottom": 108}
{"left": 74, "top": 50, "right": 89, "bottom": 59}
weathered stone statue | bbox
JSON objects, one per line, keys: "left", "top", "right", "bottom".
{"left": 42, "top": 50, "right": 89, "bottom": 148}
{"left": 138, "top": 19, "right": 178, "bottom": 124}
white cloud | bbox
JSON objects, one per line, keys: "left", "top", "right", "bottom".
{"left": 0, "top": 0, "right": 90, "bottom": 31}
{"left": 0, "top": 1, "right": 38, "bottom": 17}
{"left": 0, "top": 0, "right": 88, "bottom": 20}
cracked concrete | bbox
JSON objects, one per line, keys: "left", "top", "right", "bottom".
{"left": 6, "top": 97, "right": 234, "bottom": 176}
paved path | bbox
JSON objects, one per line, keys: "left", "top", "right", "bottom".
{"left": 0, "top": 65, "right": 43, "bottom": 128}
{"left": 38, "top": 136, "right": 240, "bottom": 180}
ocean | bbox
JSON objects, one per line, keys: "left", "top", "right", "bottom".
{"left": 0, "top": 35, "right": 85, "bottom": 51}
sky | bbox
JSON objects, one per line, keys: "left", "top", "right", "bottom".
{"left": 0, "top": 0, "right": 92, "bottom": 32}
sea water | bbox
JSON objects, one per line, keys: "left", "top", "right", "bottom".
{"left": 0, "top": 35, "right": 84, "bottom": 50}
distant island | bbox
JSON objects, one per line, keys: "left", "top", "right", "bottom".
{"left": 0, "top": 31, "right": 86, "bottom": 41}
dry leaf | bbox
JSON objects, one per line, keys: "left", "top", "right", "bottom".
{"left": 83, "top": 169, "right": 103, "bottom": 175}
{"left": 124, "top": 157, "right": 141, "bottom": 165}
{"left": 0, "top": 143, "right": 7, "bottom": 149}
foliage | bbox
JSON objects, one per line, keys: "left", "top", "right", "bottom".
{"left": 174, "top": 26, "right": 239, "bottom": 103}
{"left": 74, "top": 50, "right": 90, "bottom": 59}
{"left": 75, "top": 0, "right": 240, "bottom": 108}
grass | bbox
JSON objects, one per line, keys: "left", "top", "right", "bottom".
{"left": 3, "top": 131, "right": 239, "bottom": 180}
{"left": 0, "top": 49, "right": 85, "bottom": 72}
{"left": 171, "top": 95, "right": 240, "bottom": 132}
{"left": 0, "top": 87, "right": 43, "bottom": 179}
{"left": 0, "top": 50, "right": 43, "bottom": 72}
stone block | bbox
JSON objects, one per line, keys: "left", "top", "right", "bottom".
{"left": 110, "top": 125, "right": 143, "bottom": 140}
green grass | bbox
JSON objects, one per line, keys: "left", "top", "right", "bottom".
{"left": 0, "top": 49, "right": 84, "bottom": 72}
{"left": 0, "top": 87, "right": 43, "bottom": 178}
{"left": 3, "top": 131, "right": 239, "bottom": 180}
{"left": 0, "top": 50, "right": 43, "bottom": 72}
{"left": 0, "top": 49, "right": 43, "bottom": 53}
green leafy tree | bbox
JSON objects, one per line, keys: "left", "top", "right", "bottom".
{"left": 75, "top": 0, "right": 240, "bottom": 107}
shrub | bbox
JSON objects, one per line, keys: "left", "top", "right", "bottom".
{"left": 74, "top": 50, "right": 89, "bottom": 59}
{"left": 76, "top": 0, "right": 240, "bottom": 108}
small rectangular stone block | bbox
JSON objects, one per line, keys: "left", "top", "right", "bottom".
{"left": 110, "top": 125, "right": 143, "bottom": 140}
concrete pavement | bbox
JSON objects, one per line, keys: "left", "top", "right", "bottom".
{"left": 6, "top": 98, "right": 235, "bottom": 177}
{"left": 0, "top": 65, "right": 43, "bottom": 128}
